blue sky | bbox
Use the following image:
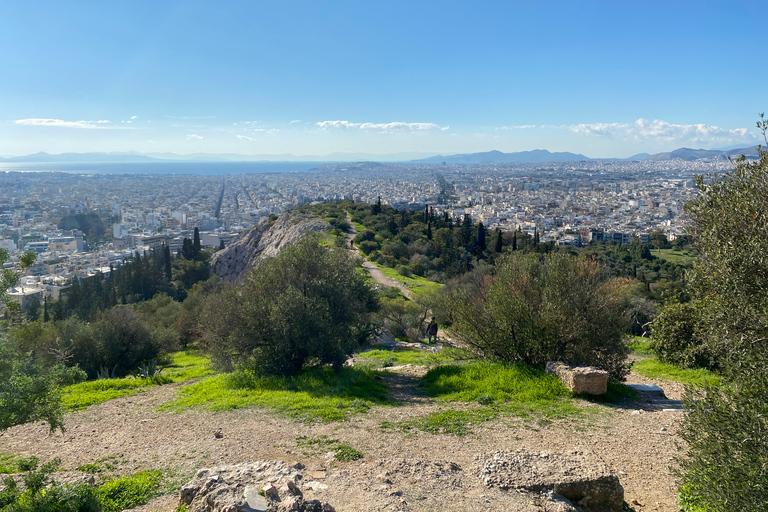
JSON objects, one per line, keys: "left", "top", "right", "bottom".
{"left": 1, "top": 0, "right": 765, "bottom": 158}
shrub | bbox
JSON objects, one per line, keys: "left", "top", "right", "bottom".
{"left": 650, "top": 301, "right": 716, "bottom": 369}
{"left": 202, "top": 235, "right": 377, "bottom": 375}
{"left": 358, "top": 240, "right": 379, "bottom": 255}
{"left": 447, "top": 252, "right": 630, "bottom": 379}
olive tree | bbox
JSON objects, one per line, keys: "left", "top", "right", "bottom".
{"left": 202, "top": 235, "right": 376, "bottom": 375}
{"left": 672, "top": 117, "right": 768, "bottom": 511}
{"left": 447, "top": 251, "right": 630, "bottom": 380}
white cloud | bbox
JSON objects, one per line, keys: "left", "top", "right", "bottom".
{"left": 14, "top": 118, "right": 109, "bottom": 129}
{"left": 187, "top": 134, "right": 203, "bottom": 140}
{"left": 568, "top": 118, "right": 756, "bottom": 145}
{"left": 289, "top": 119, "right": 302, "bottom": 124}
{"left": 130, "top": 115, "right": 138, "bottom": 120}
{"left": 237, "top": 135, "right": 255, "bottom": 141}
{"left": 96, "top": 120, "right": 110, "bottom": 124}
{"left": 316, "top": 120, "right": 449, "bottom": 132}
{"left": 495, "top": 125, "right": 537, "bottom": 130}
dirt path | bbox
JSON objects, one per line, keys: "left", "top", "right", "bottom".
{"left": 0, "top": 359, "right": 686, "bottom": 512}
{"left": 345, "top": 211, "right": 415, "bottom": 300}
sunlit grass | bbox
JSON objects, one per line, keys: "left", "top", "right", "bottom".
{"left": 354, "top": 348, "right": 454, "bottom": 369}
{"left": 62, "top": 351, "right": 213, "bottom": 410}
{"left": 655, "top": 248, "right": 696, "bottom": 265}
{"left": 376, "top": 265, "right": 443, "bottom": 297}
{"left": 626, "top": 336, "right": 654, "bottom": 356}
{"left": 632, "top": 358, "right": 720, "bottom": 387}
{"left": 160, "top": 366, "right": 391, "bottom": 422}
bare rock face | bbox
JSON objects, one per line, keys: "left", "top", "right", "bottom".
{"left": 478, "top": 450, "right": 624, "bottom": 512}
{"left": 546, "top": 362, "right": 608, "bottom": 395}
{"left": 210, "top": 212, "right": 330, "bottom": 283}
{"left": 179, "top": 461, "right": 336, "bottom": 512}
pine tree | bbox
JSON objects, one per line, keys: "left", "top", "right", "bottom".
{"left": 373, "top": 196, "right": 382, "bottom": 215}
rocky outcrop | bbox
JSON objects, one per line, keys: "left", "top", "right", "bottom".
{"left": 478, "top": 450, "right": 624, "bottom": 512}
{"left": 179, "top": 461, "right": 336, "bottom": 512}
{"left": 546, "top": 362, "right": 608, "bottom": 395}
{"left": 210, "top": 212, "right": 330, "bottom": 282}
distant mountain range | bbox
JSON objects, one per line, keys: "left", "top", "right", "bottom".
{"left": 0, "top": 146, "right": 761, "bottom": 165}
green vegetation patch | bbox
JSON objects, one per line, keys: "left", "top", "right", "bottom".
{"left": 382, "top": 408, "right": 498, "bottom": 437}
{"left": 655, "top": 248, "right": 696, "bottom": 265}
{"left": 297, "top": 437, "right": 365, "bottom": 461}
{"left": 62, "top": 351, "right": 213, "bottom": 410}
{"left": 376, "top": 265, "right": 443, "bottom": 298}
{"left": 162, "top": 366, "right": 391, "bottom": 422}
{"left": 97, "top": 470, "right": 162, "bottom": 512}
{"left": 626, "top": 337, "right": 654, "bottom": 356}
{"left": 354, "top": 348, "right": 453, "bottom": 369}
{"left": 633, "top": 359, "right": 720, "bottom": 387}
{"left": 0, "top": 453, "right": 39, "bottom": 474}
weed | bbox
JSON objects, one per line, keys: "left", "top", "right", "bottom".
{"left": 0, "top": 453, "right": 39, "bottom": 474}
{"left": 334, "top": 445, "right": 363, "bottom": 461}
{"left": 382, "top": 408, "right": 498, "bottom": 437}
{"left": 97, "top": 470, "right": 162, "bottom": 512}
{"left": 162, "top": 366, "right": 391, "bottom": 422}
{"left": 626, "top": 337, "right": 654, "bottom": 356}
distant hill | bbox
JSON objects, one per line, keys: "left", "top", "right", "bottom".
{"left": 645, "top": 146, "right": 761, "bottom": 161}
{"left": 411, "top": 149, "right": 591, "bottom": 164}
{"left": 0, "top": 151, "right": 163, "bottom": 163}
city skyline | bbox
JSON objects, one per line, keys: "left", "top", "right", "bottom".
{"left": 1, "top": 1, "right": 766, "bottom": 158}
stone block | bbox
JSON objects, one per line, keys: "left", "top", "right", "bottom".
{"left": 546, "top": 361, "right": 608, "bottom": 395}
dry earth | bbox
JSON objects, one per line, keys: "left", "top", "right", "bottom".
{"left": 0, "top": 354, "right": 686, "bottom": 512}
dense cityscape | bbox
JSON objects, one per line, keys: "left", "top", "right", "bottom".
{"left": 0, "top": 156, "right": 728, "bottom": 312}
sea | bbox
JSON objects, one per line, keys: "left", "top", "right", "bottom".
{"left": 0, "top": 161, "right": 324, "bottom": 175}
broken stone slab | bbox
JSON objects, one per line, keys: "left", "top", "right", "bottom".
{"left": 179, "top": 461, "right": 336, "bottom": 512}
{"left": 546, "top": 362, "right": 608, "bottom": 395}
{"left": 626, "top": 384, "right": 665, "bottom": 395}
{"left": 479, "top": 450, "right": 624, "bottom": 512}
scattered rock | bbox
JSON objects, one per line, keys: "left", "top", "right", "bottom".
{"left": 546, "top": 362, "right": 608, "bottom": 395}
{"left": 178, "top": 461, "right": 336, "bottom": 512}
{"left": 478, "top": 450, "right": 624, "bottom": 511}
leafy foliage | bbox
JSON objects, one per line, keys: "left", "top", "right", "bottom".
{"left": 201, "top": 235, "right": 377, "bottom": 375}
{"left": 649, "top": 301, "right": 716, "bottom": 369}
{"left": 445, "top": 252, "right": 630, "bottom": 379}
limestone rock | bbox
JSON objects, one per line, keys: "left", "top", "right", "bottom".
{"left": 478, "top": 450, "right": 624, "bottom": 512}
{"left": 546, "top": 362, "right": 608, "bottom": 395}
{"left": 210, "top": 211, "right": 330, "bottom": 283}
{"left": 178, "top": 461, "right": 336, "bottom": 512}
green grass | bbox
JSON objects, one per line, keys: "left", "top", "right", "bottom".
{"left": 626, "top": 336, "right": 654, "bottom": 356}
{"left": 380, "top": 362, "right": 590, "bottom": 436}
{"left": 97, "top": 470, "right": 163, "bottom": 512}
{"left": 161, "top": 366, "right": 391, "bottom": 422}
{"left": 656, "top": 248, "right": 696, "bottom": 265}
{"left": 354, "top": 348, "right": 454, "bottom": 369}
{"left": 633, "top": 359, "right": 720, "bottom": 387}
{"left": 62, "top": 351, "right": 213, "bottom": 411}
{"left": 295, "top": 435, "right": 363, "bottom": 461}
{"left": 376, "top": 264, "right": 444, "bottom": 297}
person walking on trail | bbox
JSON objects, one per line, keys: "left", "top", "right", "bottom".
{"left": 426, "top": 317, "right": 438, "bottom": 344}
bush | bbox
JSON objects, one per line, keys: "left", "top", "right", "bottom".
{"left": 202, "top": 235, "right": 377, "bottom": 375}
{"left": 358, "top": 240, "right": 379, "bottom": 255}
{"left": 676, "top": 373, "right": 768, "bottom": 511}
{"left": 650, "top": 301, "right": 716, "bottom": 369}
{"left": 447, "top": 252, "right": 630, "bottom": 379}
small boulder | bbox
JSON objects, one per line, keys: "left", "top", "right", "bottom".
{"left": 546, "top": 362, "right": 608, "bottom": 395}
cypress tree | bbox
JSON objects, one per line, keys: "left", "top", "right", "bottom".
{"left": 193, "top": 227, "right": 202, "bottom": 254}
{"left": 427, "top": 222, "right": 432, "bottom": 240}
{"left": 512, "top": 231, "right": 518, "bottom": 251}
{"left": 163, "top": 244, "right": 172, "bottom": 281}
{"left": 43, "top": 297, "right": 50, "bottom": 323}
{"left": 494, "top": 228, "right": 503, "bottom": 253}
{"left": 476, "top": 222, "right": 486, "bottom": 252}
